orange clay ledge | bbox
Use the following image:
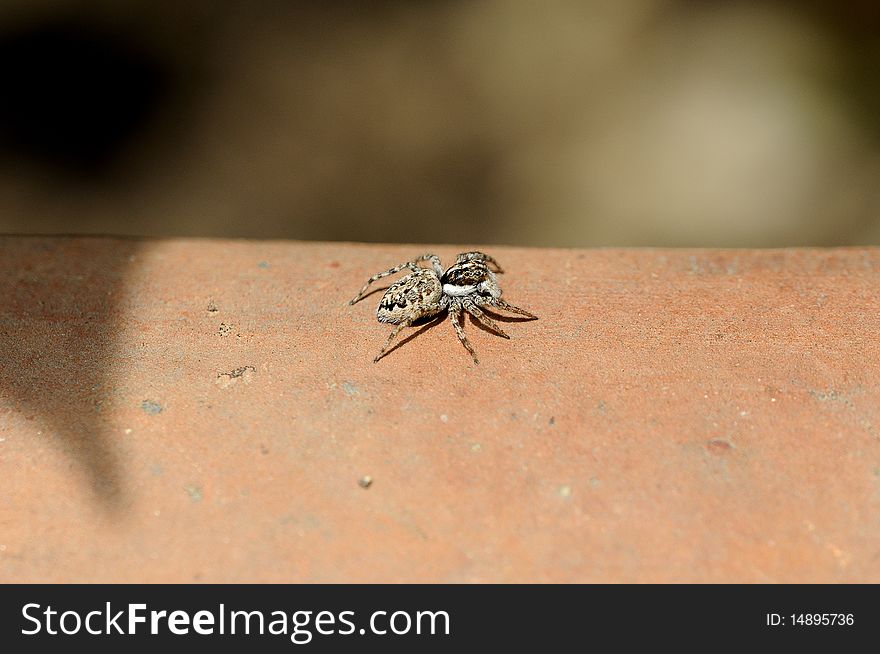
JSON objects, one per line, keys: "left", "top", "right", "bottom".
{"left": 1, "top": 236, "right": 879, "bottom": 583}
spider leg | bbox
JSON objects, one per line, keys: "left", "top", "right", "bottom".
{"left": 490, "top": 297, "right": 537, "bottom": 319}
{"left": 462, "top": 298, "right": 509, "bottom": 338}
{"left": 373, "top": 319, "right": 414, "bottom": 362}
{"left": 448, "top": 304, "right": 479, "bottom": 364}
{"left": 481, "top": 254, "right": 503, "bottom": 273}
{"left": 350, "top": 254, "right": 441, "bottom": 305}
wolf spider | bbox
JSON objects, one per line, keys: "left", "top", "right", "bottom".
{"left": 349, "top": 251, "right": 537, "bottom": 363}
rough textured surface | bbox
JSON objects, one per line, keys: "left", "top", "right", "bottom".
{"left": 1, "top": 236, "right": 879, "bottom": 583}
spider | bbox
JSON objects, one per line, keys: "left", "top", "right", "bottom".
{"left": 349, "top": 251, "right": 537, "bottom": 363}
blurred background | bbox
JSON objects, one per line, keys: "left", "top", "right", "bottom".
{"left": 0, "top": 0, "right": 877, "bottom": 247}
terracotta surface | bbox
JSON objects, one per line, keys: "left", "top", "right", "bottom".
{"left": 1, "top": 236, "right": 879, "bottom": 583}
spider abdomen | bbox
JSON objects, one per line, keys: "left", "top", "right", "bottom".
{"left": 376, "top": 269, "right": 443, "bottom": 324}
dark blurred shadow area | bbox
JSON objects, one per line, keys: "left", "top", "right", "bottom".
{"left": 0, "top": 236, "right": 138, "bottom": 510}
{"left": 0, "top": 18, "right": 172, "bottom": 176}
{"left": 0, "top": 0, "right": 878, "bottom": 247}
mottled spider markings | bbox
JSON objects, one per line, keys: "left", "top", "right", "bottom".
{"left": 349, "top": 251, "right": 537, "bottom": 363}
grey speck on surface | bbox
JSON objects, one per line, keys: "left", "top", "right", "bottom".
{"left": 342, "top": 381, "right": 359, "bottom": 396}
{"left": 258, "top": 261, "right": 270, "bottom": 269}
{"left": 141, "top": 400, "right": 162, "bottom": 415}
{"left": 358, "top": 476, "right": 373, "bottom": 489}
{"left": 185, "top": 485, "right": 203, "bottom": 502}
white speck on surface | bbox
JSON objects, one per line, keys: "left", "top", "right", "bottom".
{"left": 124, "top": 428, "right": 133, "bottom": 435}
{"left": 559, "top": 485, "right": 572, "bottom": 498}
{"left": 440, "top": 414, "right": 448, "bottom": 423}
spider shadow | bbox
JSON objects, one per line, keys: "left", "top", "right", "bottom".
{"left": 377, "top": 307, "right": 538, "bottom": 360}
{"left": 378, "top": 313, "right": 448, "bottom": 360}
{"left": 467, "top": 308, "right": 538, "bottom": 336}
{"left": 480, "top": 308, "right": 538, "bottom": 323}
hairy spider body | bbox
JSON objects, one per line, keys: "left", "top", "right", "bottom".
{"left": 376, "top": 268, "right": 443, "bottom": 325}
{"left": 349, "top": 251, "right": 537, "bottom": 363}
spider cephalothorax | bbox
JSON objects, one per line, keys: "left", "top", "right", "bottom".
{"left": 349, "top": 251, "right": 537, "bottom": 363}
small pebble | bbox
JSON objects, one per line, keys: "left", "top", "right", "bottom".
{"left": 358, "top": 475, "right": 373, "bottom": 489}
